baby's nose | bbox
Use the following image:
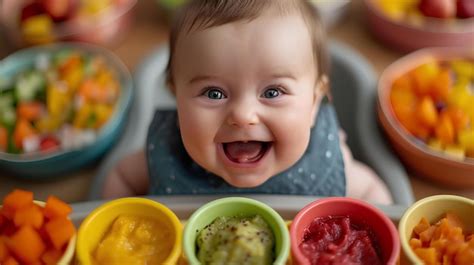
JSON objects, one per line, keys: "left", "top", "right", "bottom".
{"left": 226, "top": 100, "right": 259, "bottom": 128}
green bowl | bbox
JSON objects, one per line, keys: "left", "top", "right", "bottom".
{"left": 183, "top": 197, "right": 290, "bottom": 265}
{"left": 399, "top": 195, "right": 474, "bottom": 265}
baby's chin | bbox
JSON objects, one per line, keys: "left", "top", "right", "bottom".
{"left": 218, "top": 172, "right": 273, "bottom": 188}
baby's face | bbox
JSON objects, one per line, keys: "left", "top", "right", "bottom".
{"left": 172, "top": 11, "right": 321, "bottom": 187}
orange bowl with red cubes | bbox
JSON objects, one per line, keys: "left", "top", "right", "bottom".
{"left": 378, "top": 47, "right": 474, "bottom": 188}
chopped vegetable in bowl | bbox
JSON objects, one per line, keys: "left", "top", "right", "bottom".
{"left": 0, "top": 43, "right": 132, "bottom": 178}
{"left": 0, "top": 49, "right": 120, "bottom": 155}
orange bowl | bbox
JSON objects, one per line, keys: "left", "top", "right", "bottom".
{"left": 377, "top": 47, "right": 474, "bottom": 188}
{"left": 364, "top": 0, "right": 474, "bottom": 52}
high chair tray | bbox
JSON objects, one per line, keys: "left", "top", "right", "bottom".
{"left": 88, "top": 40, "right": 414, "bottom": 206}
{"left": 72, "top": 195, "right": 406, "bottom": 223}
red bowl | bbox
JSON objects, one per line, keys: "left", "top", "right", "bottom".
{"left": 364, "top": 0, "right": 474, "bottom": 52}
{"left": 289, "top": 197, "right": 399, "bottom": 265}
{"left": 377, "top": 47, "right": 474, "bottom": 188}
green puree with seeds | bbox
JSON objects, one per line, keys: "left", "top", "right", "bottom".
{"left": 196, "top": 215, "right": 275, "bottom": 265}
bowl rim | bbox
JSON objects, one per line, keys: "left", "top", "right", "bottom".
{"left": 182, "top": 196, "right": 290, "bottom": 265}
{"left": 1, "top": 0, "right": 138, "bottom": 38}
{"left": 364, "top": 0, "right": 474, "bottom": 34}
{"left": 398, "top": 195, "right": 474, "bottom": 264}
{"left": 76, "top": 197, "right": 182, "bottom": 265}
{"left": 0, "top": 42, "right": 133, "bottom": 162}
{"left": 289, "top": 197, "right": 400, "bottom": 265}
{"left": 377, "top": 46, "right": 474, "bottom": 166}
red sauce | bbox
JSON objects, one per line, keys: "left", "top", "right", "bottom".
{"left": 299, "top": 216, "right": 382, "bottom": 265}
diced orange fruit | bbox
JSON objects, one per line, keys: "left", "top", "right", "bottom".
{"left": 44, "top": 217, "right": 75, "bottom": 250}
{"left": 13, "top": 118, "right": 38, "bottom": 149}
{"left": 430, "top": 69, "right": 452, "bottom": 102}
{"left": 8, "top": 226, "right": 46, "bottom": 264}
{"left": 416, "top": 96, "right": 438, "bottom": 128}
{"left": 17, "top": 101, "right": 43, "bottom": 121}
{"left": 41, "top": 248, "right": 62, "bottom": 265}
{"left": 13, "top": 204, "right": 44, "bottom": 229}
{"left": 412, "top": 62, "right": 440, "bottom": 96}
{"left": 414, "top": 248, "right": 438, "bottom": 265}
{"left": 435, "top": 112, "right": 455, "bottom": 146}
{"left": 43, "top": 195, "right": 72, "bottom": 219}
{"left": 444, "top": 107, "right": 469, "bottom": 133}
{"left": 0, "top": 127, "right": 7, "bottom": 152}
{"left": 3, "top": 256, "right": 19, "bottom": 265}
{"left": 1, "top": 189, "right": 33, "bottom": 219}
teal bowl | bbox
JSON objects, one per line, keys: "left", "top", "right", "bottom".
{"left": 0, "top": 43, "right": 133, "bottom": 178}
{"left": 183, "top": 197, "right": 290, "bottom": 265}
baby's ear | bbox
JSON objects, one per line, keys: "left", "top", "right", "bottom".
{"left": 310, "top": 75, "right": 328, "bottom": 127}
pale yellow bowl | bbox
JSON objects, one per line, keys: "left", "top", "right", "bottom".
{"left": 398, "top": 195, "right": 474, "bottom": 265}
{"left": 76, "top": 197, "right": 182, "bottom": 265}
{"left": 0, "top": 201, "right": 76, "bottom": 265}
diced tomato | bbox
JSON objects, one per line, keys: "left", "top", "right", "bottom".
{"left": 39, "top": 136, "right": 60, "bottom": 152}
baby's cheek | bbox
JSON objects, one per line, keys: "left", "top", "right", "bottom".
{"left": 273, "top": 124, "right": 311, "bottom": 168}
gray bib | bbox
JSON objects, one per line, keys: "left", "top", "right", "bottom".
{"left": 146, "top": 104, "right": 346, "bottom": 196}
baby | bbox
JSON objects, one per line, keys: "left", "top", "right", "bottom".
{"left": 103, "top": 0, "right": 392, "bottom": 204}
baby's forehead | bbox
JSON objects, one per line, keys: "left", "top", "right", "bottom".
{"left": 173, "top": 13, "right": 315, "bottom": 75}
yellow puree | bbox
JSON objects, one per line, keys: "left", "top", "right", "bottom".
{"left": 93, "top": 214, "right": 173, "bottom": 265}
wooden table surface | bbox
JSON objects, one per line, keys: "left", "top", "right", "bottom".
{"left": 0, "top": 0, "right": 472, "bottom": 203}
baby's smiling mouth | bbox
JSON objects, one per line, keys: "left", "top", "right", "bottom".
{"left": 223, "top": 141, "right": 272, "bottom": 163}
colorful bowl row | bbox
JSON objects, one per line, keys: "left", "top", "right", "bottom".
{"left": 74, "top": 195, "right": 473, "bottom": 265}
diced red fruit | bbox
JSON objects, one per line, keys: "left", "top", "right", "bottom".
{"left": 8, "top": 226, "right": 46, "bottom": 264}
{"left": 419, "top": 0, "right": 456, "bottom": 18}
{"left": 20, "top": 1, "right": 45, "bottom": 22}
{"left": 0, "top": 127, "right": 7, "bottom": 152}
{"left": 456, "top": 0, "right": 474, "bottom": 18}
{"left": 43, "top": 195, "right": 72, "bottom": 219}
{"left": 39, "top": 136, "right": 60, "bottom": 152}
{"left": 41, "top": 0, "right": 78, "bottom": 22}
{"left": 44, "top": 217, "right": 75, "bottom": 250}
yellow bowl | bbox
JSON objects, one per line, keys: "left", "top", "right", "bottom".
{"left": 0, "top": 201, "right": 76, "bottom": 265}
{"left": 76, "top": 197, "right": 182, "bottom": 265}
{"left": 398, "top": 195, "right": 474, "bottom": 265}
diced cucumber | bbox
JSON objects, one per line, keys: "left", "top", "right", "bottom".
{"left": 7, "top": 134, "right": 20, "bottom": 154}
{"left": 83, "top": 55, "right": 95, "bottom": 77}
{"left": 15, "top": 70, "right": 46, "bottom": 102}
{"left": 1, "top": 108, "right": 16, "bottom": 128}
{"left": 0, "top": 76, "right": 13, "bottom": 91}
{"left": 0, "top": 93, "right": 14, "bottom": 111}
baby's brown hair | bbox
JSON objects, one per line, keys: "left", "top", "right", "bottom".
{"left": 166, "top": 0, "right": 329, "bottom": 95}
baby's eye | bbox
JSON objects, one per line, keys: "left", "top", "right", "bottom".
{"left": 262, "top": 87, "right": 282, "bottom": 99}
{"left": 204, "top": 88, "right": 226, "bottom": 100}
